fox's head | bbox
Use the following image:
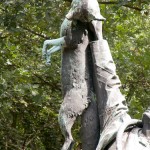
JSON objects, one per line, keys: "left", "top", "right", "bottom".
{"left": 66, "top": 0, "right": 105, "bottom": 22}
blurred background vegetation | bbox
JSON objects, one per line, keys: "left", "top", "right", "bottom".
{"left": 0, "top": 0, "right": 149, "bottom": 149}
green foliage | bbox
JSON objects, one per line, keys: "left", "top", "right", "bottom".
{"left": 0, "top": 0, "right": 149, "bottom": 149}
{"left": 0, "top": 0, "right": 68, "bottom": 149}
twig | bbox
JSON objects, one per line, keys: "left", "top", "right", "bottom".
{"left": 33, "top": 73, "right": 61, "bottom": 91}
{"left": 98, "top": 0, "right": 143, "bottom": 11}
{"left": 123, "top": 4, "right": 142, "bottom": 11}
{"left": 19, "top": 24, "right": 49, "bottom": 39}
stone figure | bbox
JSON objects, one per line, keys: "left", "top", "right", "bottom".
{"left": 42, "top": 0, "right": 150, "bottom": 149}
{"left": 43, "top": 18, "right": 90, "bottom": 150}
{"left": 42, "top": 0, "right": 106, "bottom": 149}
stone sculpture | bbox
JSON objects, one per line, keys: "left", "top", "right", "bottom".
{"left": 42, "top": 12, "right": 93, "bottom": 150}
{"left": 42, "top": 0, "right": 150, "bottom": 149}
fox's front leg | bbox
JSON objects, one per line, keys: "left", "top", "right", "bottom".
{"left": 46, "top": 45, "right": 62, "bottom": 65}
{"left": 42, "top": 36, "right": 66, "bottom": 59}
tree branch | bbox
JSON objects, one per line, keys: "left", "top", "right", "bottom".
{"left": 123, "top": 4, "right": 142, "bottom": 11}
{"left": 98, "top": 0, "right": 143, "bottom": 11}
{"left": 98, "top": 1, "right": 118, "bottom": 4}
{"left": 33, "top": 73, "right": 61, "bottom": 91}
{"left": 18, "top": 24, "right": 49, "bottom": 39}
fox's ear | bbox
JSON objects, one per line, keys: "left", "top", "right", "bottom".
{"left": 66, "top": 11, "right": 74, "bottom": 20}
{"left": 94, "top": 14, "right": 106, "bottom": 21}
